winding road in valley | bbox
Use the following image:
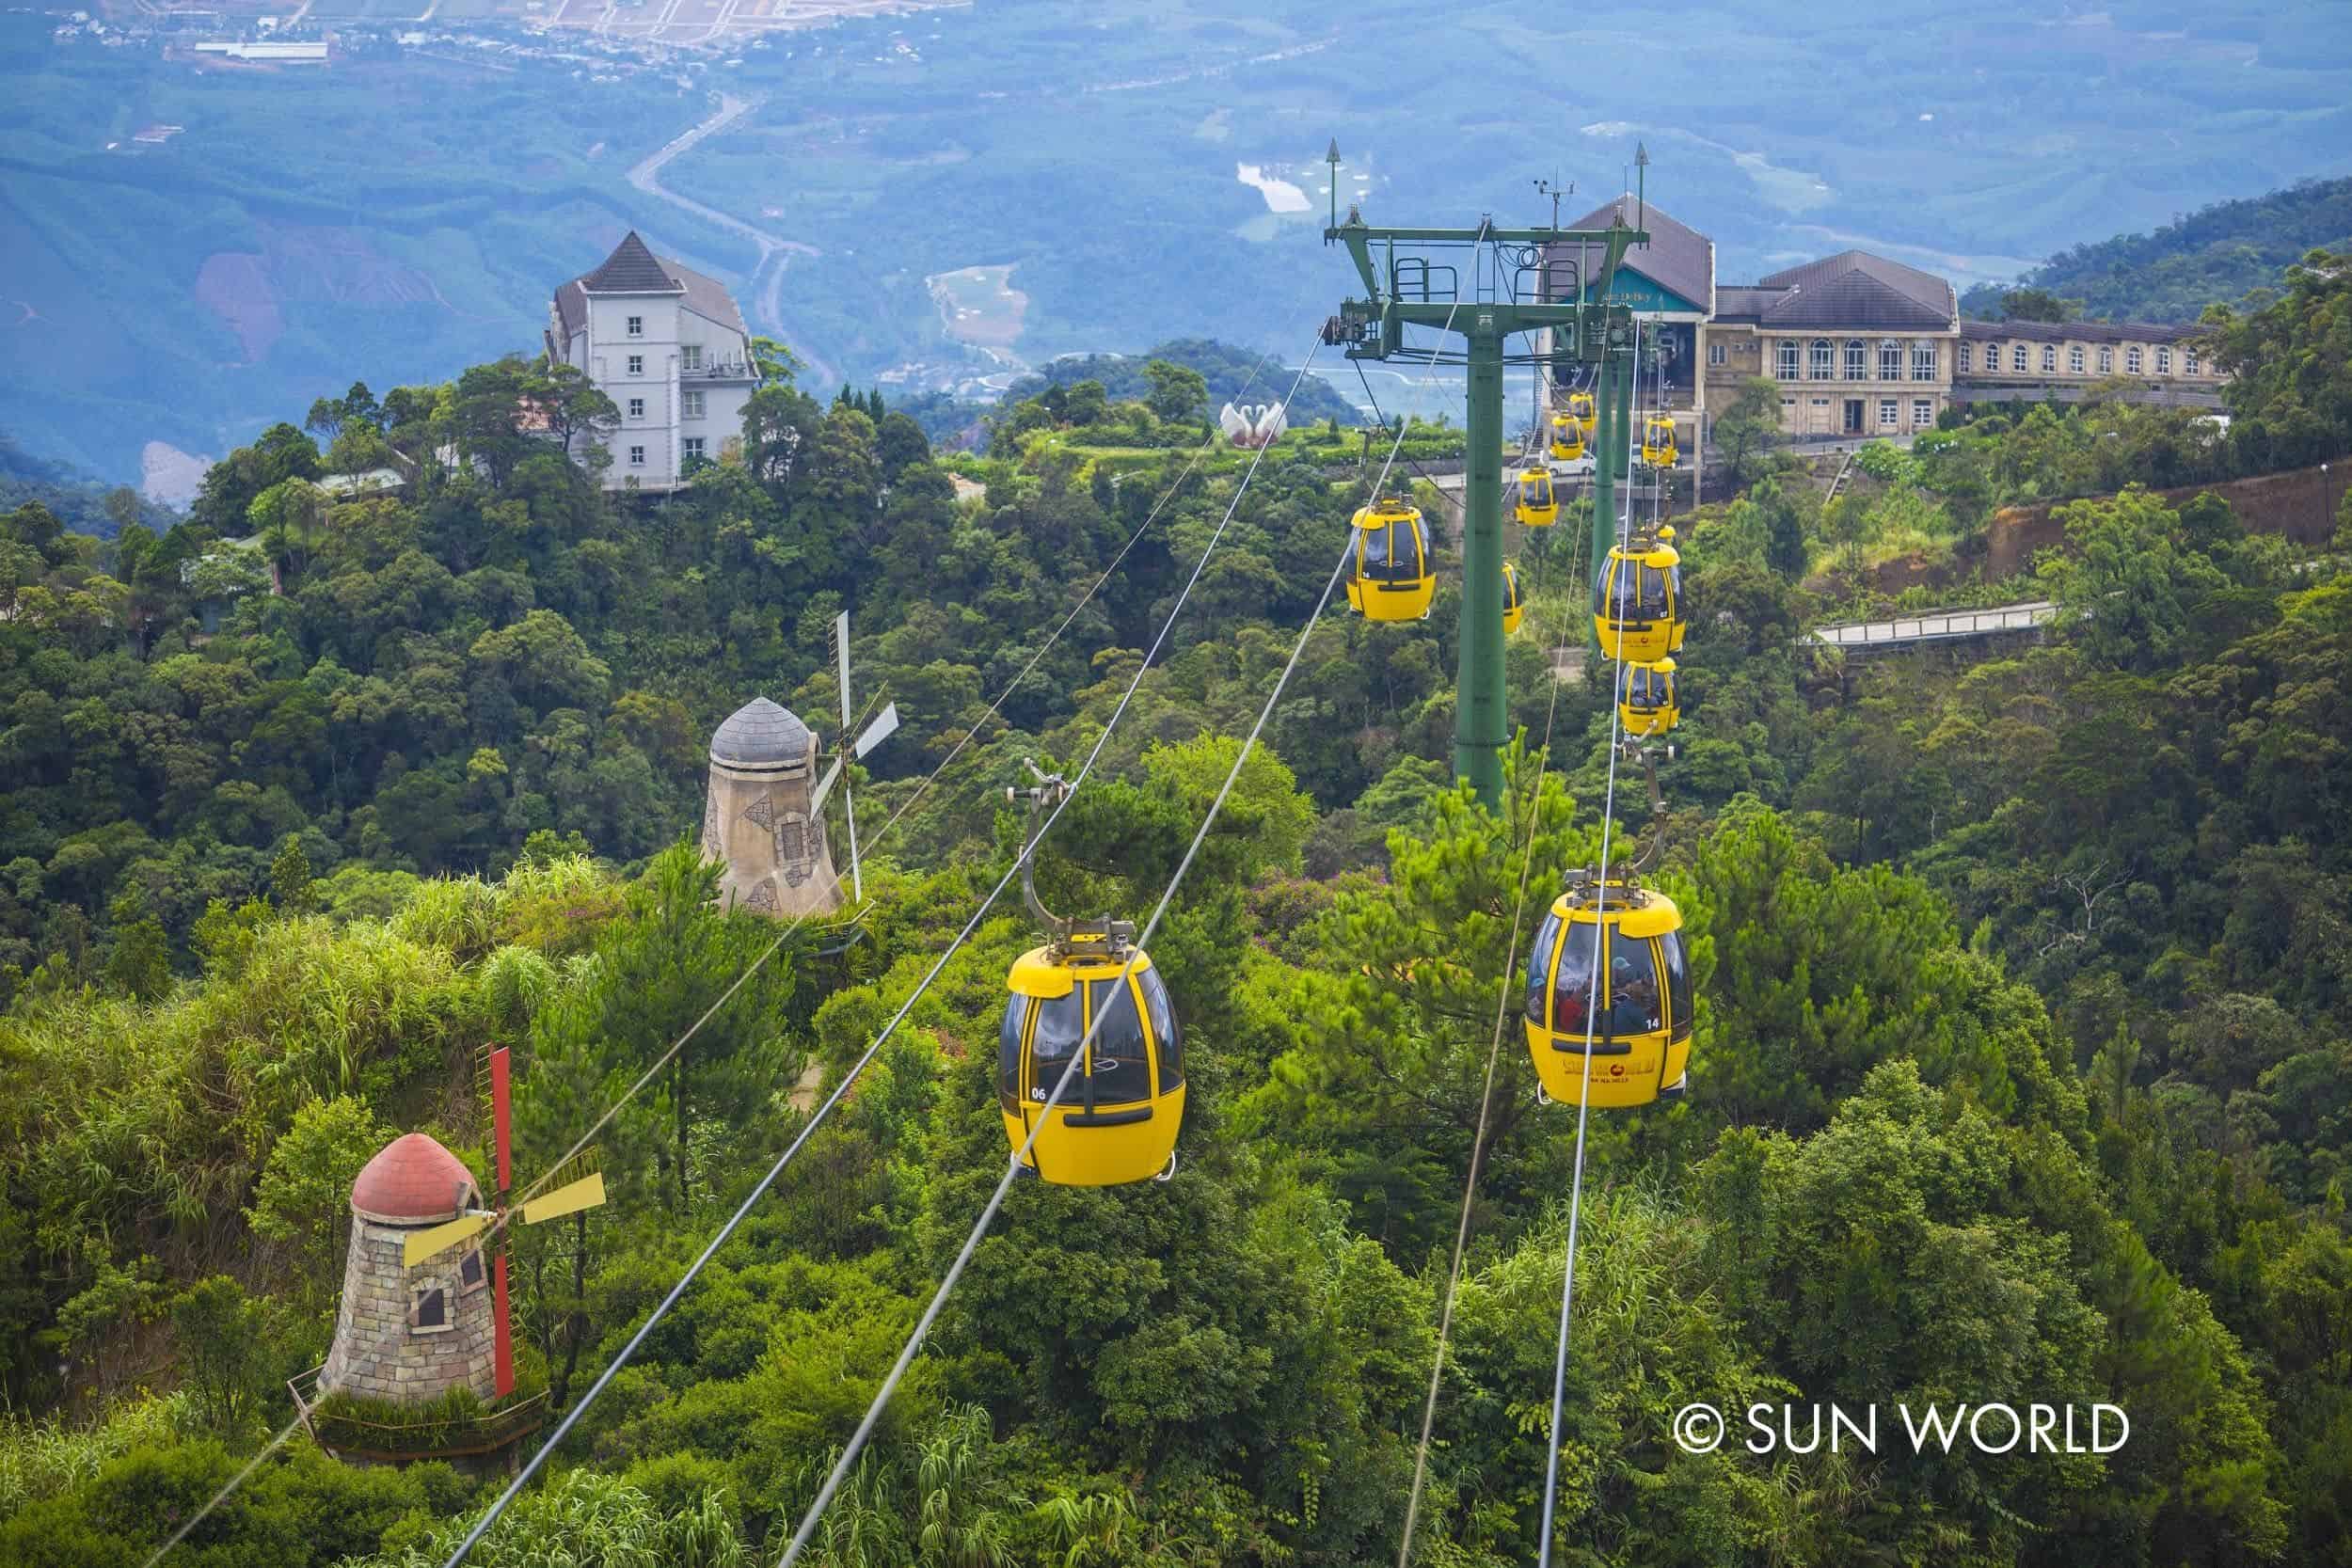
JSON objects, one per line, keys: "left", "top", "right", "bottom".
{"left": 628, "top": 92, "right": 837, "bottom": 385}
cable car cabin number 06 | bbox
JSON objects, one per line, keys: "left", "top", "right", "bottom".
{"left": 1001, "top": 945, "right": 1184, "bottom": 1186}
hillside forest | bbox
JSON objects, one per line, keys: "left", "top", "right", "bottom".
{"left": 1959, "top": 175, "right": 2352, "bottom": 325}
{"left": 1, "top": 247, "right": 2350, "bottom": 1566}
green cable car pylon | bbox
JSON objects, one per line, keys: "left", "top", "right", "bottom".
{"left": 1322, "top": 150, "right": 1646, "bottom": 810}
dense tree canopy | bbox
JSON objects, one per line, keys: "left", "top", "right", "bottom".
{"left": 1957, "top": 176, "right": 2352, "bottom": 324}
{"left": 5, "top": 245, "right": 2351, "bottom": 1567}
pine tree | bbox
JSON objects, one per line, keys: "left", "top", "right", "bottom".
{"left": 104, "top": 916, "right": 172, "bottom": 1001}
{"left": 270, "top": 835, "right": 316, "bottom": 914}
{"left": 1759, "top": 479, "right": 1808, "bottom": 581}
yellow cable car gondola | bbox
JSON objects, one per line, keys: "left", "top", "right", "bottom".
{"left": 1000, "top": 768, "right": 1184, "bottom": 1185}
{"left": 1549, "top": 412, "right": 1586, "bottom": 464}
{"left": 1641, "top": 415, "right": 1679, "bottom": 468}
{"left": 1523, "top": 873, "right": 1692, "bottom": 1107}
{"left": 1567, "top": 389, "right": 1597, "bottom": 436}
{"left": 1620, "top": 657, "right": 1677, "bottom": 738}
{"left": 1594, "top": 525, "right": 1684, "bottom": 663}
{"left": 1514, "top": 467, "right": 1559, "bottom": 529}
{"left": 1345, "top": 494, "right": 1436, "bottom": 622}
{"left": 1502, "top": 560, "right": 1524, "bottom": 637}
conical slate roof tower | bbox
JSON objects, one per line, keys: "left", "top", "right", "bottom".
{"left": 700, "top": 698, "right": 843, "bottom": 917}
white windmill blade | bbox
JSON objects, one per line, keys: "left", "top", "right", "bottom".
{"left": 810, "top": 755, "right": 844, "bottom": 816}
{"left": 834, "top": 611, "right": 853, "bottom": 732}
{"left": 853, "top": 701, "right": 899, "bottom": 759}
{"left": 834, "top": 610, "right": 863, "bottom": 902}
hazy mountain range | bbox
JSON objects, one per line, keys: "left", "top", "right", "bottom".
{"left": 2, "top": 0, "right": 2347, "bottom": 489}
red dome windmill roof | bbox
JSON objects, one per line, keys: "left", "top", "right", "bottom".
{"left": 351, "top": 1132, "right": 480, "bottom": 1222}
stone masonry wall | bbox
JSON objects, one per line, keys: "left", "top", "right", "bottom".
{"left": 705, "top": 761, "right": 843, "bottom": 918}
{"left": 319, "top": 1217, "right": 496, "bottom": 1404}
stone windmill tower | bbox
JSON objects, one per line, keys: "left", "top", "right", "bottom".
{"left": 317, "top": 1132, "right": 499, "bottom": 1406}
{"left": 701, "top": 697, "right": 844, "bottom": 917}
{"left": 296, "top": 1047, "right": 605, "bottom": 1464}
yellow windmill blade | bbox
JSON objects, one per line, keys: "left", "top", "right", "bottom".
{"left": 404, "top": 1211, "right": 495, "bottom": 1269}
{"left": 518, "top": 1168, "right": 606, "bottom": 1227}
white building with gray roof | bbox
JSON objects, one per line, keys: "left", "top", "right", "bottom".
{"left": 547, "top": 231, "right": 760, "bottom": 492}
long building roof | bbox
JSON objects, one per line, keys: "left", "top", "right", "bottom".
{"left": 1713, "top": 249, "right": 1957, "bottom": 333}
{"left": 1959, "top": 317, "right": 2200, "bottom": 346}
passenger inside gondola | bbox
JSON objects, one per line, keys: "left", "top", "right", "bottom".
{"left": 1537, "top": 920, "right": 1597, "bottom": 1036}
{"left": 1608, "top": 944, "right": 1663, "bottom": 1035}
{"left": 1627, "top": 563, "right": 1670, "bottom": 618}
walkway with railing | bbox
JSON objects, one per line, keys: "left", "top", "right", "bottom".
{"left": 288, "top": 1365, "right": 547, "bottom": 1462}
{"left": 1809, "top": 599, "right": 2058, "bottom": 649}
{"left": 1547, "top": 598, "right": 2058, "bottom": 683}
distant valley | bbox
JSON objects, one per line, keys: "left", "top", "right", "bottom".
{"left": 2, "top": 0, "right": 2348, "bottom": 485}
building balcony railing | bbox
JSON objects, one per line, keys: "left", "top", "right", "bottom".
{"left": 288, "top": 1366, "right": 548, "bottom": 1462}
{"left": 684, "top": 360, "right": 758, "bottom": 382}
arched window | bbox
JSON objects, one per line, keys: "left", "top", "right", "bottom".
{"left": 2098, "top": 345, "right": 2114, "bottom": 373}
{"left": 2041, "top": 344, "right": 2058, "bottom": 372}
{"left": 2185, "top": 348, "right": 2201, "bottom": 375}
{"left": 2012, "top": 344, "right": 2029, "bottom": 372}
{"left": 2126, "top": 345, "right": 2144, "bottom": 374}
{"left": 1958, "top": 342, "right": 1973, "bottom": 372}
{"left": 2069, "top": 345, "right": 2085, "bottom": 373}
{"left": 1844, "top": 340, "right": 1867, "bottom": 380}
{"left": 1809, "top": 340, "right": 1833, "bottom": 379}
{"left": 2156, "top": 347, "right": 2171, "bottom": 373}
{"left": 1912, "top": 341, "right": 1935, "bottom": 381}
{"left": 1879, "top": 340, "right": 1903, "bottom": 379}
{"left": 1775, "top": 340, "right": 1800, "bottom": 380}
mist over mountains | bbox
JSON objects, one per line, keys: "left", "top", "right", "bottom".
{"left": 3, "top": 0, "right": 2348, "bottom": 485}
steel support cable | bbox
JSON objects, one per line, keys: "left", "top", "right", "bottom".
{"left": 1534, "top": 319, "right": 1645, "bottom": 1568}
{"left": 1389, "top": 414, "right": 1588, "bottom": 1568}
{"left": 776, "top": 291, "right": 1470, "bottom": 1568}
{"left": 863, "top": 352, "right": 1282, "bottom": 851}
{"left": 138, "top": 361, "right": 1297, "bottom": 1568}
{"left": 141, "top": 862, "right": 822, "bottom": 1568}
{"left": 1355, "top": 285, "right": 1609, "bottom": 1568}
{"left": 436, "top": 340, "right": 1329, "bottom": 1568}
{"left": 144, "top": 359, "right": 1297, "bottom": 1568}
{"left": 565, "top": 347, "right": 1283, "bottom": 1179}
{"left": 1357, "top": 357, "right": 1462, "bottom": 518}
{"left": 779, "top": 470, "right": 1382, "bottom": 1568}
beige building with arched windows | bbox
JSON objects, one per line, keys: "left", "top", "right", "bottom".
{"left": 1703, "top": 251, "right": 1962, "bottom": 438}
{"left": 1517, "top": 198, "right": 2233, "bottom": 453}
{"left": 1552, "top": 207, "right": 2234, "bottom": 451}
{"left": 1952, "top": 320, "right": 2226, "bottom": 410}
